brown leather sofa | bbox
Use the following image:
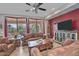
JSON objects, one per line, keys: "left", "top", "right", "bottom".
{"left": 22, "top": 33, "right": 43, "bottom": 46}
{"left": 31, "top": 40, "right": 79, "bottom": 56}
{"left": 24, "top": 33, "right": 43, "bottom": 40}
{"left": 0, "top": 37, "right": 16, "bottom": 56}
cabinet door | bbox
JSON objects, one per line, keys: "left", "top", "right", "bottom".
{"left": 55, "top": 32, "right": 57, "bottom": 40}
{"left": 67, "top": 33, "right": 70, "bottom": 38}
{"left": 71, "top": 33, "right": 76, "bottom": 40}
{"left": 59, "top": 33, "right": 62, "bottom": 42}
{"left": 56, "top": 32, "right": 60, "bottom": 42}
{"left": 63, "top": 33, "right": 65, "bottom": 41}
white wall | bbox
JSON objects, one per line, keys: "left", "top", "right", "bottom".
{"left": 53, "top": 23, "right": 58, "bottom": 36}
{"left": 44, "top": 20, "right": 48, "bottom": 38}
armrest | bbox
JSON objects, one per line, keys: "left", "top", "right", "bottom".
{"left": 9, "top": 40, "right": 15, "bottom": 44}
{"left": 31, "top": 47, "right": 42, "bottom": 56}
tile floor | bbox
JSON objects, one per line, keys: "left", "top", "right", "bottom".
{"left": 10, "top": 46, "right": 29, "bottom": 56}
{"left": 10, "top": 42, "right": 61, "bottom": 56}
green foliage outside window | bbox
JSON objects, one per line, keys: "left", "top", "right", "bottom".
{"left": 18, "top": 25, "right": 24, "bottom": 33}
{"left": 8, "top": 25, "right": 15, "bottom": 34}
{"left": 30, "top": 24, "right": 39, "bottom": 33}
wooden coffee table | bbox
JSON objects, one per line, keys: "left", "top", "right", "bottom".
{"left": 27, "top": 38, "right": 53, "bottom": 56}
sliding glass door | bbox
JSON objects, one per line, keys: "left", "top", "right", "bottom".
{"left": 36, "top": 20, "right": 44, "bottom": 33}
{"left": 18, "top": 18, "right": 26, "bottom": 35}
{"left": 7, "top": 17, "right": 17, "bottom": 39}
{"left": 29, "top": 19, "right": 44, "bottom": 34}
{"left": 7, "top": 17, "right": 27, "bottom": 39}
{"left": 29, "top": 19, "right": 37, "bottom": 33}
{"left": 6, "top": 17, "right": 45, "bottom": 39}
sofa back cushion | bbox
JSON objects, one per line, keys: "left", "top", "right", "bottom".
{"left": 63, "top": 39, "right": 74, "bottom": 46}
{"left": 0, "top": 37, "right": 8, "bottom": 44}
{"left": 24, "top": 34, "right": 32, "bottom": 40}
{"left": 34, "top": 33, "right": 43, "bottom": 38}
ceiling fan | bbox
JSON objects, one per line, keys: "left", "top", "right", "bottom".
{"left": 25, "top": 3, "right": 46, "bottom": 14}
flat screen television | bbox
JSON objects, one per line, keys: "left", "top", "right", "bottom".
{"left": 58, "top": 20, "right": 72, "bottom": 30}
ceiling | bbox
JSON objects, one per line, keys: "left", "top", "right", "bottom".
{"left": 0, "top": 3, "right": 79, "bottom": 20}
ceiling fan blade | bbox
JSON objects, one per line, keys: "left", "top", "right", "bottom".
{"left": 26, "top": 3, "right": 31, "bottom": 6}
{"left": 25, "top": 10, "right": 30, "bottom": 12}
{"left": 34, "top": 3, "right": 43, "bottom": 13}
{"left": 39, "top": 8, "right": 46, "bottom": 11}
{"left": 35, "top": 8, "right": 38, "bottom": 13}
{"left": 36, "top": 3, "right": 43, "bottom": 7}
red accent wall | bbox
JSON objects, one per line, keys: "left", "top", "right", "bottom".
{"left": 49, "top": 8, "right": 79, "bottom": 37}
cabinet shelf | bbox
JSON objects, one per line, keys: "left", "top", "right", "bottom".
{"left": 55, "top": 30, "right": 78, "bottom": 43}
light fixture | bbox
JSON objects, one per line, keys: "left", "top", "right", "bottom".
{"left": 30, "top": 7, "right": 35, "bottom": 11}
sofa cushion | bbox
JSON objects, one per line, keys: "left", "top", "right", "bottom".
{"left": 52, "top": 47, "right": 66, "bottom": 55}
{"left": 0, "top": 37, "right": 8, "bottom": 44}
{"left": 0, "top": 39, "right": 5, "bottom": 43}
{"left": 8, "top": 44, "right": 14, "bottom": 49}
{"left": 63, "top": 39, "right": 74, "bottom": 46}
{"left": 0, "top": 44, "right": 3, "bottom": 52}
{"left": 31, "top": 47, "right": 42, "bottom": 56}
{"left": 0, "top": 39, "right": 2, "bottom": 44}
{"left": 5, "top": 40, "right": 10, "bottom": 44}
{"left": 1, "top": 44, "right": 8, "bottom": 52}
{"left": 75, "top": 40, "right": 79, "bottom": 45}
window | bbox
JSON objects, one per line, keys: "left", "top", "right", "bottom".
{"left": 7, "top": 17, "right": 27, "bottom": 39}
{"left": 29, "top": 19, "right": 44, "bottom": 34}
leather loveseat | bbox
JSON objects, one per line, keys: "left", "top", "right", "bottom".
{"left": 30, "top": 40, "right": 79, "bottom": 56}
{"left": 0, "top": 37, "right": 16, "bottom": 56}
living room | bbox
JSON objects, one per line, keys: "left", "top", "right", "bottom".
{"left": 0, "top": 2, "right": 79, "bottom": 56}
